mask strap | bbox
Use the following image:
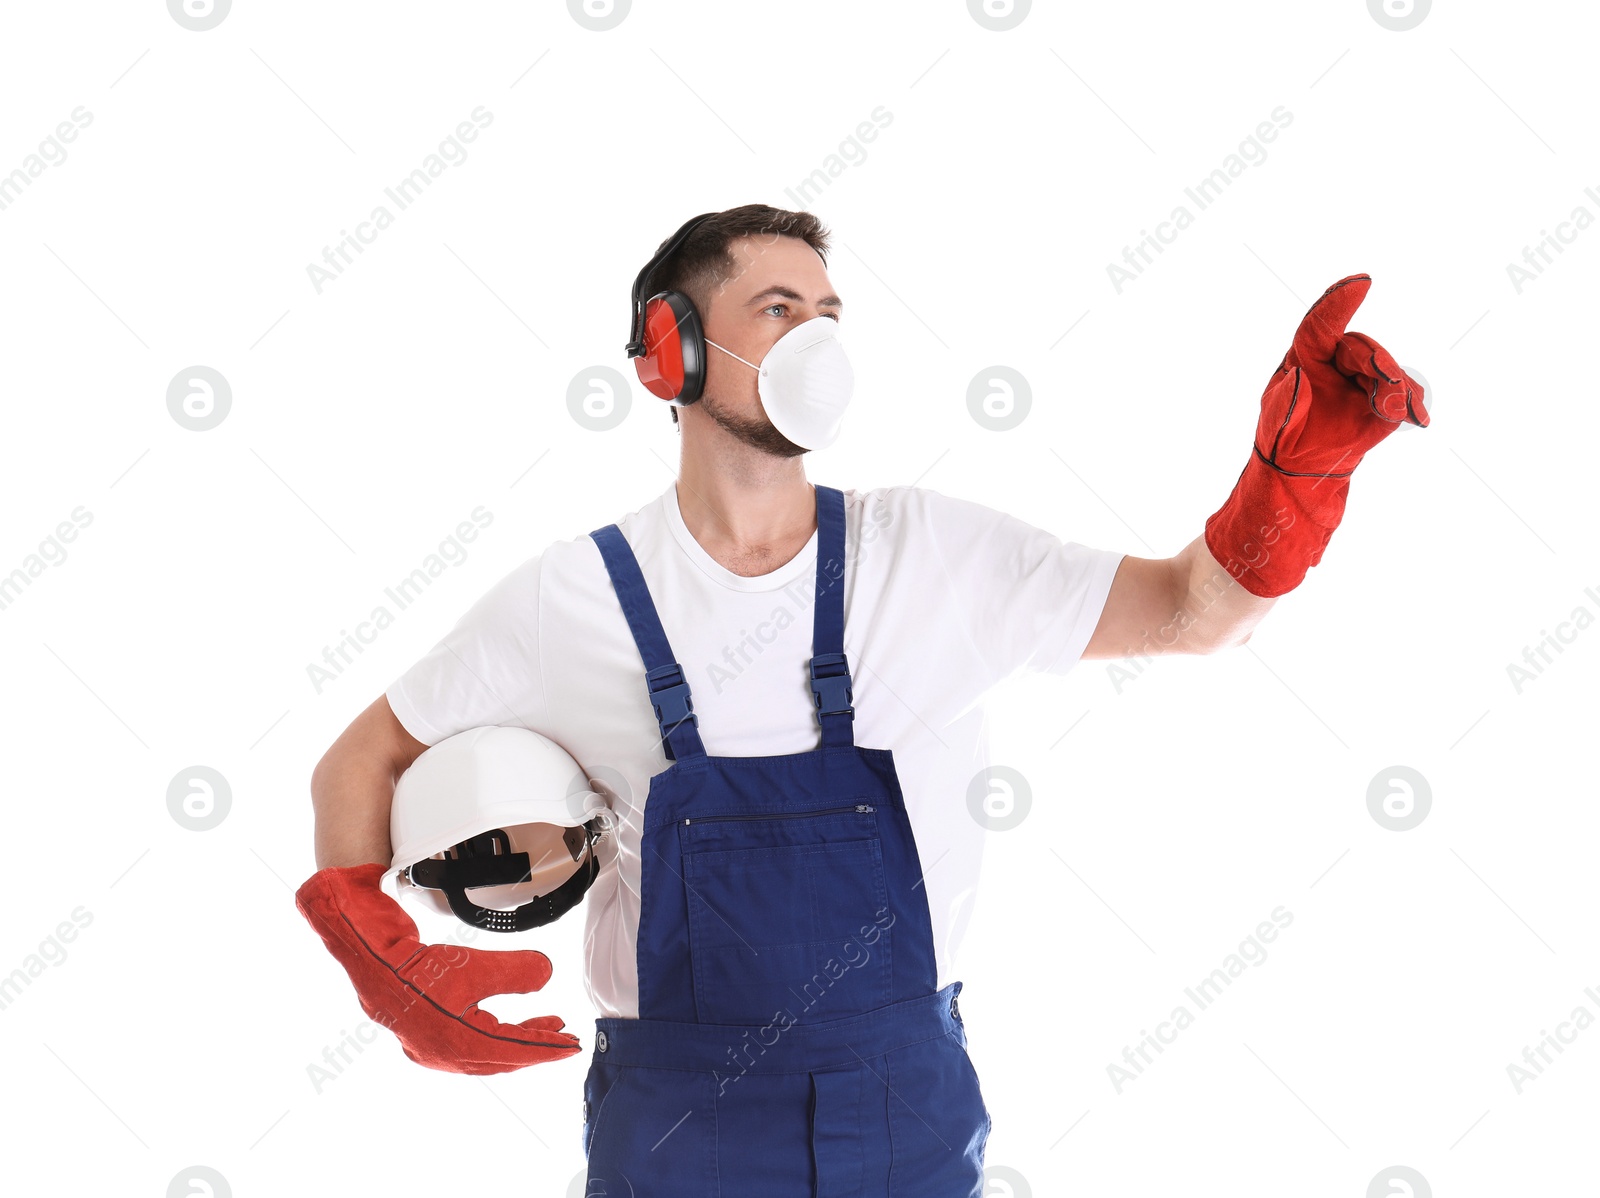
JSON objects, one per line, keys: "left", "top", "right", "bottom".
{"left": 705, "top": 338, "right": 759, "bottom": 372}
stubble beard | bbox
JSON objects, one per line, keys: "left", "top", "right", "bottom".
{"left": 697, "top": 388, "right": 806, "bottom": 458}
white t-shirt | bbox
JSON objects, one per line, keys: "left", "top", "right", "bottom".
{"left": 385, "top": 481, "right": 1125, "bottom": 1019}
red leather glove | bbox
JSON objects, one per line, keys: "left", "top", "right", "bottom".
{"left": 1204, "top": 274, "right": 1429, "bottom": 598}
{"left": 294, "top": 863, "right": 582, "bottom": 1074}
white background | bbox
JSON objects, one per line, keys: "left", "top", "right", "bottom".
{"left": 1, "top": 1, "right": 1595, "bottom": 1195}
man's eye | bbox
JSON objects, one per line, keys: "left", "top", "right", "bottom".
{"left": 764, "top": 304, "right": 840, "bottom": 322}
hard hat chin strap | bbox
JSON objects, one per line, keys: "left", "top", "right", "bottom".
{"left": 406, "top": 818, "right": 607, "bottom": 934}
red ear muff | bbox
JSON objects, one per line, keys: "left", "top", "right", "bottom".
{"left": 627, "top": 213, "right": 716, "bottom": 406}
{"left": 634, "top": 291, "right": 705, "bottom": 403}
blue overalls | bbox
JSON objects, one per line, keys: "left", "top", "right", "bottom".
{"left": 581, "top": 484, "right": 991, "bottom": 1197}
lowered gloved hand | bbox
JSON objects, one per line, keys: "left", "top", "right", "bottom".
{"left": 295, "top": 862, "right": 582, "bottom": 1074}
{"left": 1204, "top": 273, "right": 1429, "bottom": 598}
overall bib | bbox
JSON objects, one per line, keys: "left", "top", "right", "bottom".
{"left": 581, "top": 485, "right": 991, "bottom": 1197}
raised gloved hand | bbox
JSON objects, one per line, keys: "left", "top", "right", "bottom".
{"left": 295, "top": 862, "right": 582, "bottom": 1074}
{"left": 1204, "top": 274, "right": 1429, "bottom": 597}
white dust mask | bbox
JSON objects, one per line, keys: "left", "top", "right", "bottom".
{"left": 705, "top": 317, "right": 854, "bottom": 450}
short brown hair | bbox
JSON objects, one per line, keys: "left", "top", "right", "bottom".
{"left": 649, "top": 203, "right": 831, "bottom": 318}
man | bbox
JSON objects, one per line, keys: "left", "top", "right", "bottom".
{"left": 294, "top": 204, "right": 1426, "bottom": 1195}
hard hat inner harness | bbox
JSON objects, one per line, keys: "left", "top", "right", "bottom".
{"left": 404, "top": 812, "right": 611, "bottom": 934}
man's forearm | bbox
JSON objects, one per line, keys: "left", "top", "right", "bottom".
{"left": 1081, "top": 535, "right": 1279, "bottom": 661}
{"left": 311, "top": 750, "right": 398, "bottom": 869}
{"left": 1168, "top": 534, "right": 1278, "bottom": 653}
{"left": 310, "top": 695, "right": 427, "bottom": 869}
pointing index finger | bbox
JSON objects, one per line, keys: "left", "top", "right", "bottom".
{"left": 1291, "top": 273, "right": 1372, "bottom": 364}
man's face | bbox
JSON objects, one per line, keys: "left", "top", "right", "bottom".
{"left": 690, "top": 234, "right": 842, "bottom": 457}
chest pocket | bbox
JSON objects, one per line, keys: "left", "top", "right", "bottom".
{"left": 679, "top": 804, "right": 894, "bottom": 1025}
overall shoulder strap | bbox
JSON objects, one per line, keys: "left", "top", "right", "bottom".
{"left": 809, "top": 486, "right": 856, "bottom": 748}
{"left": 590, "top": 524, "right": 706, "bottom": 763}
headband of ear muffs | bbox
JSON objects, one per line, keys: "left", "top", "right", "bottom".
{"left": 626, "top": 212, "right": 717, "bottom": 406}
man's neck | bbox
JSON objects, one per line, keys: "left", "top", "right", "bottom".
{"left": 674, "top": 467, "right": 816, "bottom": 578}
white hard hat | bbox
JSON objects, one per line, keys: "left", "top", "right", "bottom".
{"left": 385, "top": 725, "right": 616, "bottom": 934}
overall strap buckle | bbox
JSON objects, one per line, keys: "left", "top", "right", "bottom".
{"left": 809, "top": 651, "right": 854, "bottom": 719}
{"left": 646, "top": 661, "right": 698, "bottom": 734}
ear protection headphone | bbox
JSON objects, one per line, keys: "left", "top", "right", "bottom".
{"left": 625, "top": 212, "right": 717, "bottom": 406}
